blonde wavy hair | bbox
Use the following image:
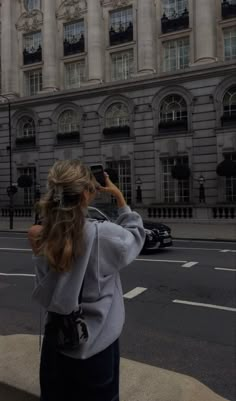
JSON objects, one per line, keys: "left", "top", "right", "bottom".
{"left": 36, "top": 160, "right": 96, "bottom": 273}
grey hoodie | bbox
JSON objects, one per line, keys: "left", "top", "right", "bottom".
{"left": 32, "top": 206, "right": 145, "bottom": 359}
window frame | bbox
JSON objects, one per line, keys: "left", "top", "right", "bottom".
{"left": 161, "top": 156, "right": 191, "bottom": 203}
{"left": 24, "top": 68, "right": 43, "bottom": 96}
{"left": 163, "top": 36, "right": 190, "bottom": 72}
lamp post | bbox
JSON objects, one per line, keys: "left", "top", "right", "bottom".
{"left": 135, "top": 177, "right": 142, "bottom": 203}
{"left": 198, "top": 174, "right": 205, "bottom": 203}
{"left": 0, "top": 95, "right": 13, "bottom": 229}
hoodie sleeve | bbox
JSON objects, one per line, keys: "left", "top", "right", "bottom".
{"left": 98, "top": 206, "right": 146, "bottom": 275}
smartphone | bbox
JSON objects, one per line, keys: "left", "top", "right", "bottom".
{"left": 90, "top": 164, "right": 106, "bottom": 187}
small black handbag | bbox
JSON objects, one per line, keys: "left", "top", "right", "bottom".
{"left": 47, "top": 280, "right": 89, "bottom": 351}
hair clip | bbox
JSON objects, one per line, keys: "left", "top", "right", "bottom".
{"left": 53, "top": 186, "right": 64, "bottom": 207}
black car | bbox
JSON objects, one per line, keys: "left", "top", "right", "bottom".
{"left": 87, "top": 206, "right": 172, "bottom": 252}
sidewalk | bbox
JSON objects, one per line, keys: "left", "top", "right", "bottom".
{"left": 0, "top": 335, "right": 230, "bottom": 401}
{"left": 0, "top": 218, "right": 236, "bottom": 241}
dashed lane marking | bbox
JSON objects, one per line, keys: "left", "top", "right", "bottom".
{"left": 173, "top": 299, "right": 236, "bottom": 312}
{"left": 181, "top": 261, "right": 198, "bottom": 268}
{"left": 173, "top": 246, "right": 233, "bottom": 252}
{"left": 123, "top": 287, "right": 147, "bottom": 299}
{"left": 220, "top": 250, "right": 236, "bottom": 253}
{"left": 0, "top": 248, "right": 31, "bottom": 252}
{"left": 136, "top": 258, "right": 187, "bottom": 263}
{"left": 0, "top": 273, "right": 35, "bottom": 277}
{"left": 214, "top": 267, "right": 236, "bottom": 272}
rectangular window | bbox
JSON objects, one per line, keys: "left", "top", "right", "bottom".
{"left": 225, "top": 153, "right": 236, "bottom": 202}
{"left": 161, "top": 156, "right": 190, "bottom": 203}
{"left": 64, "top": 61, "right": 85, "bottom": 89}
{"left": 24, "top": 69, "right": 42, "bottom": 96}
{"left": 109, "top": 7, "right": 133, "bottom": 46}
{"left": 106, "top": 160, "right": 132, "bottom": 204}
{"left": 111, "top": 50, "right": 133, "bottom": 81}
{"left": 23, "top": 31, "right": 42, "bottom": 65}
{"left": 64, "top": 20, "right": 85, "bottom": 56}
{"left": 17, "top": 167, "right": 36, "bottom": 206}
{"left": 162, "top": 0, "right": 188, "bottom": 17}
{"left": 224, "top": 27, "right": 236, "bottom": 61}
{"left": 163, "top": 37, "right": 189, "bottom": 72}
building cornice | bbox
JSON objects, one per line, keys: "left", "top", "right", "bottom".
{"left": 8, "top": 63, "right": 236, "bottom": 109}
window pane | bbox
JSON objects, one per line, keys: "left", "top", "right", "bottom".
{"left": 18, "top": 117, "right": 36, "bottom": 137}
{"left": 224, "top": 28, "right": 236, "bottom": 61}
{"left": 25, "top": 0, "right": 41, "bottom": 12}
{"left": 161, "top": 157, "right": 190, "bottom": 203}
{"left": 58, "top": 110, "right": 79, "bottom": 133}
{"left": 110, "top": 7, "right": 133, "bottom": 31}
{"left": 111, "top": 50, "right": 133, "bottom": 81}
{"left": 25, "top": 69, "right": 42, "bottom": 96}
{"left": 105, "top": 103, "right": 129, "bottom": 127}
{"left": 162, "top": 0, "right": 188, "bottom": 17}
{"left": 17, "top": 167, "right": 36, "bottom": 206}
{"left": 106, "top": 160, "right": 132, "bottom": 204}
{"left": 163, "top": 38, "right": 189, "bottom": 72}
{"left": 64, "top": 61, "right": 85, "bottom": 89}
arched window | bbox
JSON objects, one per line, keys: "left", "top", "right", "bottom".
{"left": 24, "top": 0, "right": 41, "bottom": 12}
{"left": 103, "top": 103, "right": 130, "bottom": 138}
{"left": 223, "top": 86, "right": 236, "bottom": 118}
{"left": 58, "top": 110, "right": 79, "bottom": 134}
{"left": 159, "top": 94, "right": 188, "bottom": 131}
{"left": 17, "top": 117, "right": 36, "bottom": 137}
{"left": 105, "top": 103, "right": 129, "bottom": 128}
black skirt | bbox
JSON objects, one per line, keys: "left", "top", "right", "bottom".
{"left": 40, "top": 329, "right": 120, "bottom": 401}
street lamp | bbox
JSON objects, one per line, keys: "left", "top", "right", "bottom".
{"left": 135, "top": 177, "right": 142, "bottom": 203}
{"left": 0, "top": 95, "right": 13, "bottom": 229}
{"left": 198, "top": 174, "right": 205, "bottom": 203}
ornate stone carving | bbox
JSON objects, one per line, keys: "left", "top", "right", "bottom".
{"left": 101, "top": 0, "right": 131, "bottom": 8}
{"left": 56, "top": 0, "right": 87, "bottom": 21}
{"left": 16, "top": 10, "right": 43, "bottom": 32}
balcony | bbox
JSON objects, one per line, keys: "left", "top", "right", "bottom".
{"left": 159, "top": 119, "right": 188, "bottom": 133}
{"left": 109, "top": 22, "right": 133, "bottom": 46}
{"left": 15, "top": 135, "right": 36, "bottom": 147}
{"left": 64, "top": 35, "right": 85, "bottom": 57}
{"left": 161, "top": 9, "right": 189, "bottom": 34}
{"left": 103, "top": 125, "right": 130, "bottom": 139}
{"left": 222, "top": 0, "right": 236, "bottom": 19}
{"left": 23, "top": 46, "right": 42, "bottom": 65}
{"left": 56, "top": 131, "right": 80, "bottom": 145}
{"left": 221, "top": 111, "right": 236, "bottom": 126}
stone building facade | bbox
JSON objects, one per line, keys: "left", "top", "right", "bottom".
{"left": 0, "top": 0, "right": 236, "bottom": 221}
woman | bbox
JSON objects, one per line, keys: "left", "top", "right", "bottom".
{"left": 28, "top": 160, "right": 145, "bottom": 401}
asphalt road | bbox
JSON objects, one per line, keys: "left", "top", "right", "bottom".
{"left": 0, "top": 232, "right": 235, "bottom": 401}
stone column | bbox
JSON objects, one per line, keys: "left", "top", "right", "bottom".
{"left": 137, "top": 0, "right": 156, "bottom": 74}
{"left": 1, "top": 0, "right": 19, "bottom": 96}
{"left": 194, "top": 0, "right": 217, "bottom": 64}
{"left": 87, "top": 0, "right": 104, "bottom": 83}
{"left": 42, "top": 0, "right": 58, "bottom": 91}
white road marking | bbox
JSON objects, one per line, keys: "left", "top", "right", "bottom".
{"left": 136, "top": 258, "right": 187, "bottom": 263}
{"left": 0, "top": 237, "right": 27, "bottom": 240}
{"left": 175, "top": 239, "right": 236, "bottom": 244}
{"left": 181, "top": 261, "right": 198, "bottom": 268}
{"left": 0, "top": 248, "right": 31, "bottom": 252}
{"left": 214, "top": 267, "right": 236, "bottom": 272}
{"left": 220, "top": 250, "right": 236, "bottom": 253}
{"left": 0, "top": 273, "right": 35, "bottom": 277}
{"left": 173, "top": 299, "right": 236, "bottom": 312}
{"left": 173, "top": 247, "right": 226, "bottom": 252}
{"left": 123, "top": 287, "right": 147, "bottom": 299}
